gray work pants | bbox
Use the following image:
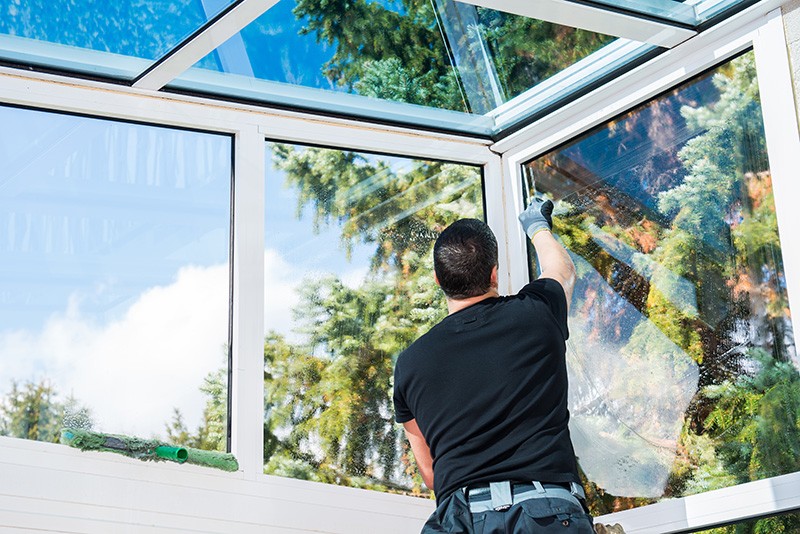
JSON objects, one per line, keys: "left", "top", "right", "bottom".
{"left": 421, "top": 484, "right": 594, "bottom": 533}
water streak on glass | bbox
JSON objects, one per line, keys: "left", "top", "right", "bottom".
{"left": 0, "top": 105, "right": 232, "bottom": 450}
{"left": 263, "top": 142, "right": 483, "bottom": 494}
{"left": 524, "top": 51, "right": 798, "bottom": 514}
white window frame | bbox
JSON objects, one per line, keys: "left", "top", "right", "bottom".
{"left": 494, "top": 6, "right": 800, "bottom": 533}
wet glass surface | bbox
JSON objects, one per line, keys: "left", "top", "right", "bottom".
{"left": 262, "top": 142, "right": 483, "bottom": 494}
{"left": 524, "top": 51, "right": 798, "bottom": 514}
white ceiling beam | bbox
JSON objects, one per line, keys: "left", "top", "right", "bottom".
{"left": 133, "top": 0, "right": 278, "bottom": 91}
{"left": 456, "top": 0, "right": 696, "bottom": 47}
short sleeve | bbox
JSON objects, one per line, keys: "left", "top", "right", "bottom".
{"left": 519, "top": 277, "right": 570, "bottom": 340}
{"left": 393, "top": 359, "right": 414, "bottom": 423}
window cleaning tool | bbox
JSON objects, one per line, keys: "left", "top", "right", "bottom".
{"left": 60, "top": 428, "right": 239, "bottom": 472}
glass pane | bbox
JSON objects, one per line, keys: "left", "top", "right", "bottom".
{"left": 169, "top": 0, "right": 615, "bottom": 133}
{"left": 0, "top": 106, "right": 232, "bottom": 452}
{"left": 523, "top": 51, "right": 798, "bottom": 514}
{"left": 691, "top": 0, "right": 755, "bottom": 24}
{"left": 263, "top": 143, "right": 483, "bottom": 495}
{"left": 693, "top": 511, "right": 800, "bottom": 533}
{"left": 585, "top": 0, "right": 696, "bottom": 26}
{"left": 0, "top": 0, "right": 235, "bottom": 80}
{"left": 474, "top": 7, "right": 614, "bottom": 103}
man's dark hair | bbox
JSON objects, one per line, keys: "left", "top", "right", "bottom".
{"left": 434, "top": 218, "right": 498, "bottom": 300}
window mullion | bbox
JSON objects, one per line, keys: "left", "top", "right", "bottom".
{"left": 231, "top": 124, "right": 266, "bottom": 477}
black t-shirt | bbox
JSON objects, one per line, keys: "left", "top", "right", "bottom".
{"left": 393, "top": 277, "right": 580, "bottom": 501}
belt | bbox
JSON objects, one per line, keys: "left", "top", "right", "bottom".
{"left": 463, "top": 481, "right": 587, "bottom": 514}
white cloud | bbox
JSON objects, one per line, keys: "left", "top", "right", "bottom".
{"left": 0, "top": 249, "right": 301, "bottom": 440}
{"left": 0, "top": 263, "right": 229, "bottom": 438}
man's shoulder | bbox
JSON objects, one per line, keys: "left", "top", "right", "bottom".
{"left": 396, "top": 320, "right": 448, "bottom": 366}
{"left": 517, "top": 277, "right": 566, "bottom": 298}
{"left": 514, "top": 277, "right": 570, "bottom": 339}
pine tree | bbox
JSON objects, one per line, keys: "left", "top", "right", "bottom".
{"left": 0, "top": 379, "right": 93, "bottom": 443}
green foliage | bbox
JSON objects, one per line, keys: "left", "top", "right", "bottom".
{"left": 271, "top": 144, "right": 480, "bottom": 269}
{"left": 0, "top": 379, "right": 93, "bottom": 443}
{"left": 676, "top": 430, "right": 738, "bottom": 495}
{"left": 641, "top": 55, "right": 797, "bottom": 511}
{"left": 293, "top": 0, "right": 463, "bottom": 110}
{"left": 262, "top": 272, "right": 442, "bottom": 492}
{"left": 354, "top": 58, "right": 461, "bottom": 109}
{"left": 477, "top": 9, "right": 613, "bottom": 98}
{"left": 703, "top": 348, "right": 800, "bottom": 482}
{"left": 293, "top": 0, "right": 614, "bottom": 111}
{"left": 165, "top": 365, "right": 228, "bottom": 452}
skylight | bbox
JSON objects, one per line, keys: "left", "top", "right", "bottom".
{"left": 0, "top": 0, "right": 758, "bottom": 137}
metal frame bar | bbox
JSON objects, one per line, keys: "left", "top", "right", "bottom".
{"left": 455, "top": 0, "right": 696, "bottom": 47}
{"left": 133, "top": 0, "right": 279, "bottom": 91}
{"left": 492, "top": 0, "right": 785, "bottom": 157}
{"left": 753, "top": 7, "right": 800, "bottom": 354}
{"left": 568, "top": 0, "right": 697, "bottom": 26}
{"left": 600, "top": 472, "right": 800, "bottom": 532}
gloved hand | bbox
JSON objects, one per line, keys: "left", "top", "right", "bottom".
{"left": 518, "top": 196, "right": 554, "bottom": 239}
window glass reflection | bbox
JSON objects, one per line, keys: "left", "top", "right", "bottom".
{"left": 0, "top": 0, "right": 234, "bottom": 78}
{"left": 524, "top": 51, "right": 798, "bottom": 514}
{"left": 0, "top": 0, "right": 232, "bottom": 59}
{"left": 0, "top": 106, "right": 232, "bottom": 451}
{"left": 183, "top": 0, "right": 612, "bottom": 115}
{"left": 263, "top": 143, "right": 483, "bottom": 494}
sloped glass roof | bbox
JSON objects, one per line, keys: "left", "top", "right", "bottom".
{"left": 0, "top": 0, "right": 236, "bottom": 80}
{"left": 0, "top": 0, "right": 759, "bottom": 138}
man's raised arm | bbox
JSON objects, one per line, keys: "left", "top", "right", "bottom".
{"left": 518, "top": 197, "right": 576, "bottom": 309}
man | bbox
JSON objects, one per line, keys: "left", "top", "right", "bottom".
{"left": 392, "top": 198, "right": 593, "bottom": 533}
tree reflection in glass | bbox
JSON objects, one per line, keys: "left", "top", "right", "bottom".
{"left": 524, "top": 51, "right": 799, "bottom": 517}
{"left": 263, "top": 144, "right": 483, "bottom": 495}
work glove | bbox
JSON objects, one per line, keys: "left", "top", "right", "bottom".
{"left": 518, "top": 196, "right": 554, "bottom": 239}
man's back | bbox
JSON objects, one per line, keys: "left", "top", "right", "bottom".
{"left": 393, "top": 211, "right": 593, "bottom": 532}
{"left": 393, "top": 277, "right": 579, "bottom": 500}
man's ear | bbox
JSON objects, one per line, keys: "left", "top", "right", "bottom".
{"left": 490, "top": 265, "right": 498, "bottom": 289}
{"left": 434, "top": 273, "right": 440, "bottom": 287}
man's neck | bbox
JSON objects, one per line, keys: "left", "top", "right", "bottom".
{"left": 446, "top": 289, "right": 500, "bottom": 315}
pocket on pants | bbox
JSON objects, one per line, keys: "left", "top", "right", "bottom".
{"left": 517, "top": 498, "right": 594, "bottom": 533}
{"left": 422, "top": 491, "right": 474, "bottom": 533}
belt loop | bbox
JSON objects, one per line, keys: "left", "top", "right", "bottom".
{"left": 532, "top": 481, "right": 546, "bottom": 494}
{"left": 569, "top": 481, "right": 587, "bottom": 500}
{"left": 489, "top": 481, "right": 513, "bottom": 511}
